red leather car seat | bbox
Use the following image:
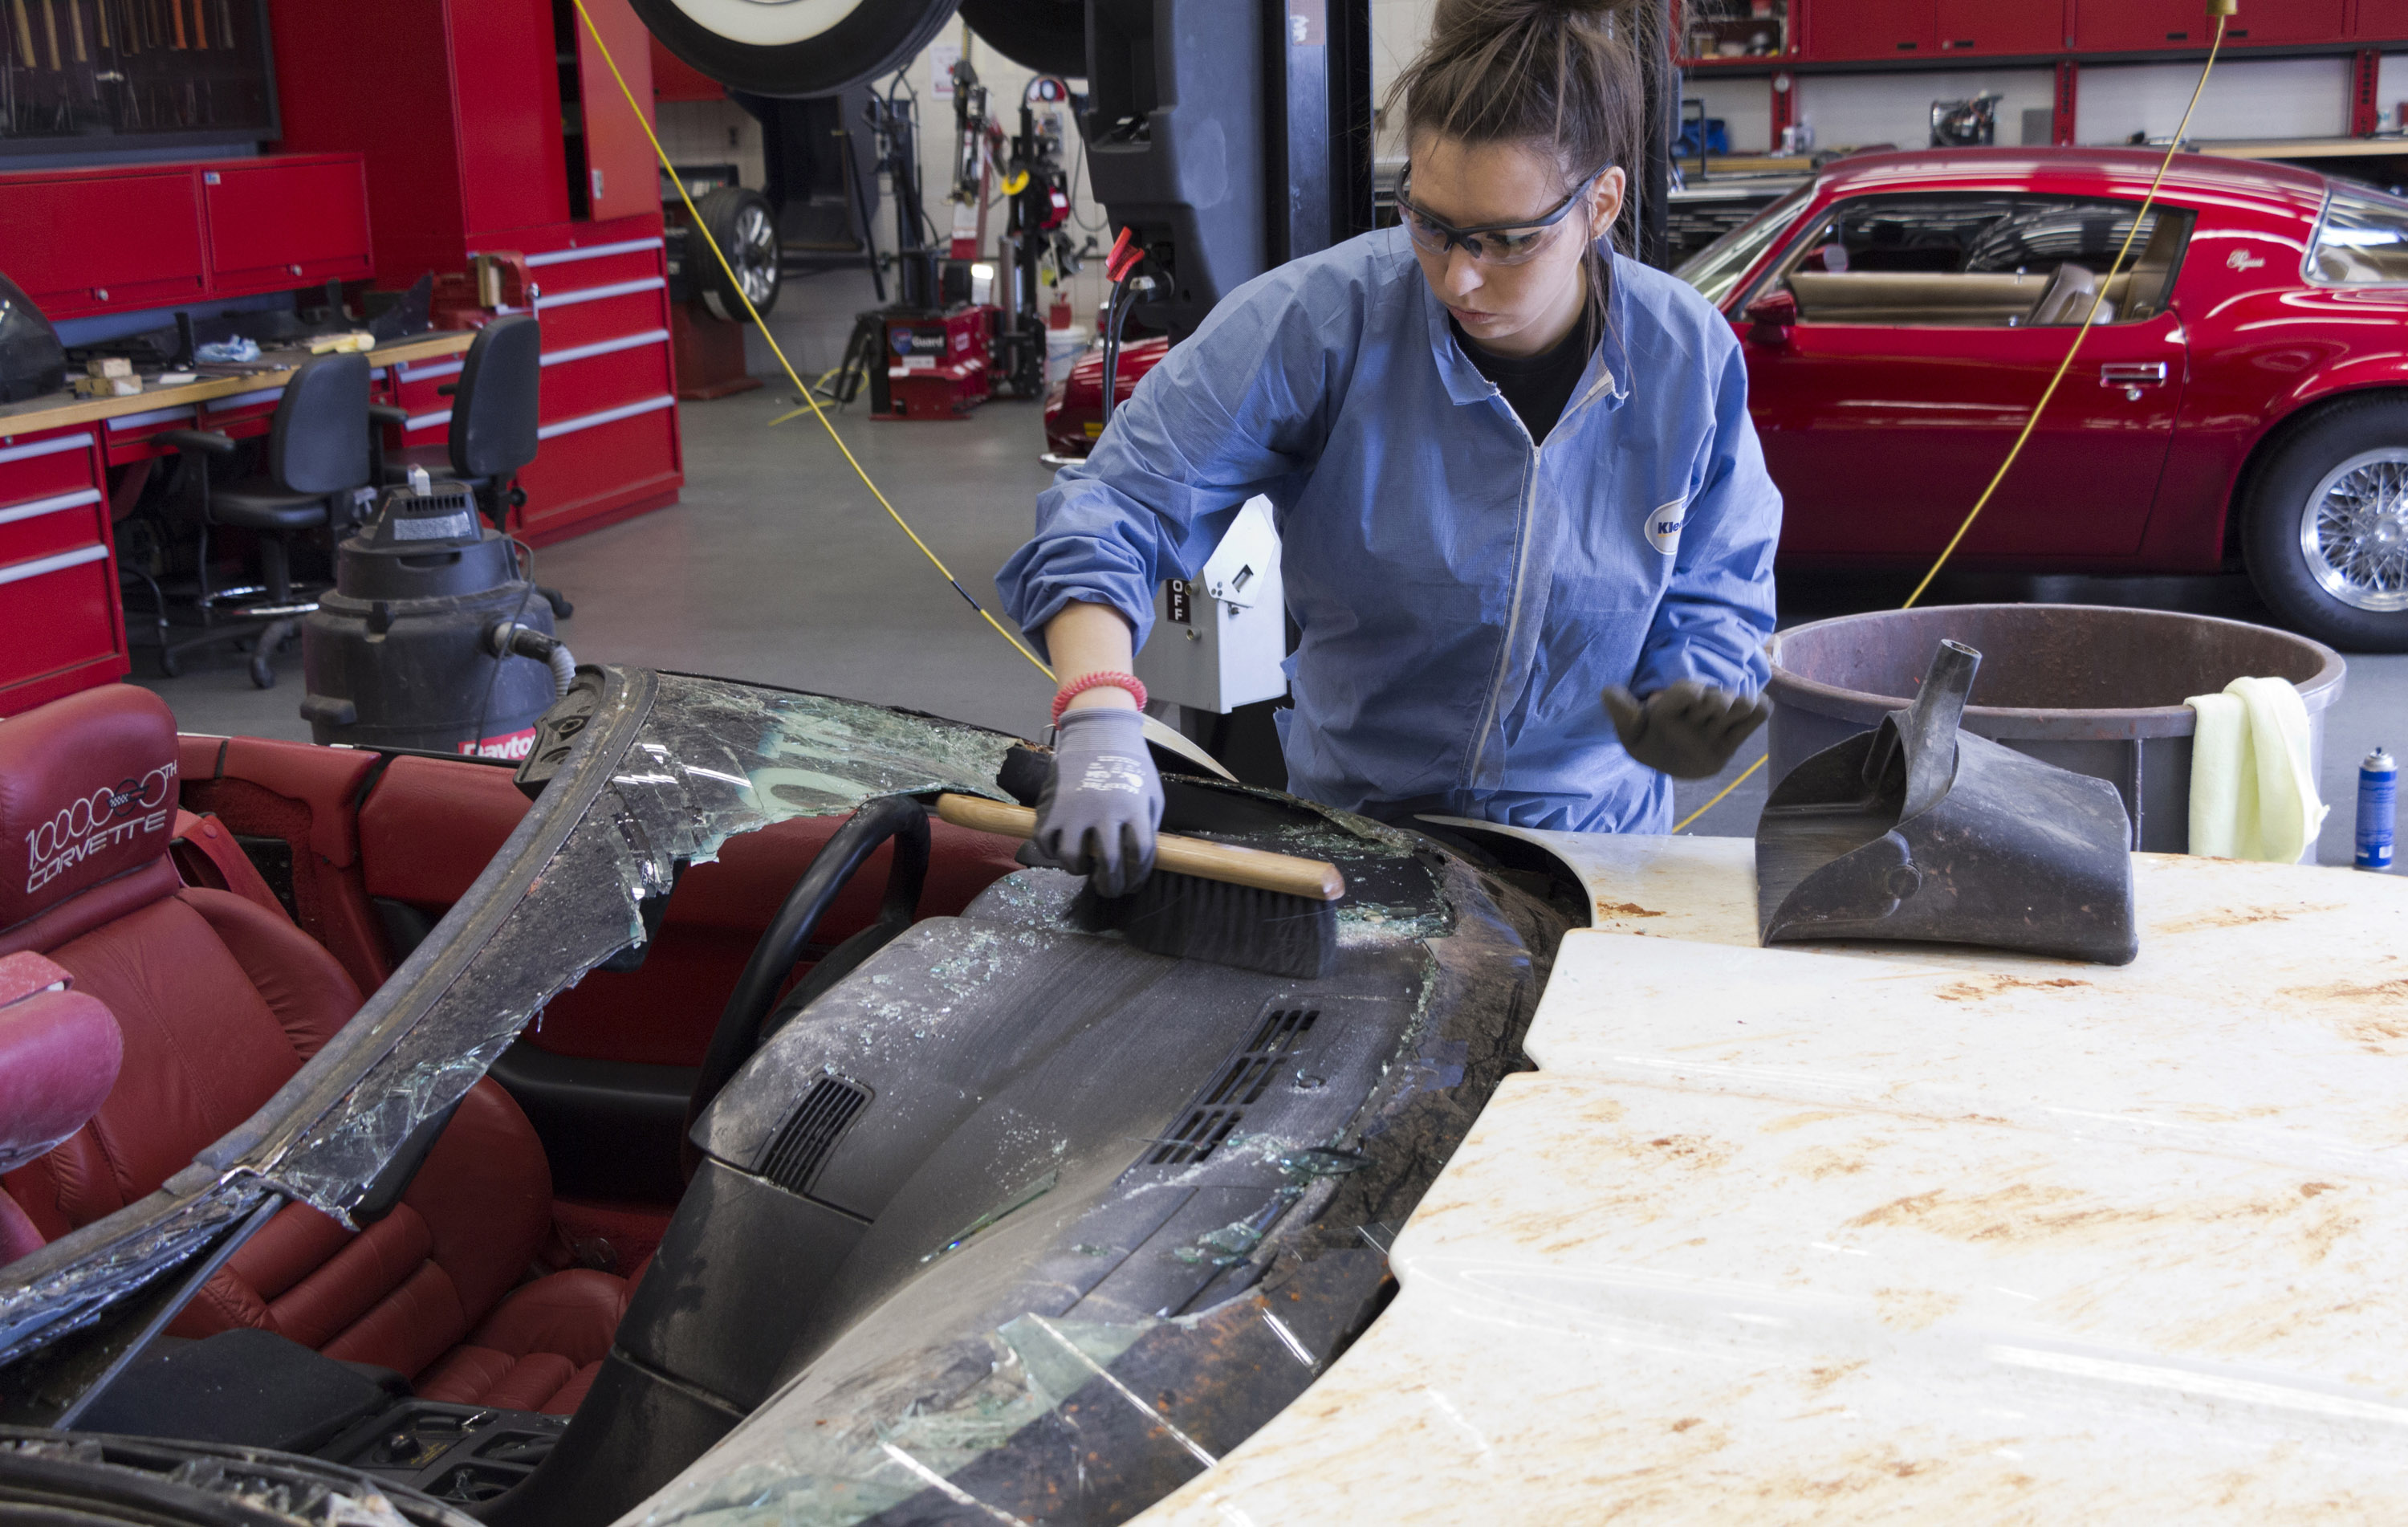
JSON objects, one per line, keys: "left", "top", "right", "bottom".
{"left": 0, "top": 952, "right": 123, "bottom": 1264}
{"left": 0, "top": 686, "right": 637, "bottom": 1413}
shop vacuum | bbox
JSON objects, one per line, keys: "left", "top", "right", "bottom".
{"left": 299, "top": 470, "right": 575, "bottom": 759}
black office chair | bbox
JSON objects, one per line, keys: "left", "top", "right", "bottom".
{"left": 160, "top": 352, "right": 379, "bottom": 689}
{"left": 381, "top": 314, "right": 568, "bottom": 617}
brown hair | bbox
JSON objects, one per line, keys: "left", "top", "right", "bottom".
{"left": 1385, "top": 0, "right": 1656, "bottom": 319}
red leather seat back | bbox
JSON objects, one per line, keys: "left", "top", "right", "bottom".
{"left": 0, "top": 686, "right": 185, "bottom": 960}
{"left": 0, "top": 952, "right": 122, "bottom": 1175}
{"left": 0, "top": 951, "right": 122, "bottom": 1266}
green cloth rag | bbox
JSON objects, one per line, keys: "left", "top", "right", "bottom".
{"left": 2184, "top": 676, "right": 2327, "bottom": 863}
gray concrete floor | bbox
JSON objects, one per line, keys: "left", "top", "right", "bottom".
{"left": 136, "top": 389, "right": 2405, "bottom": 868}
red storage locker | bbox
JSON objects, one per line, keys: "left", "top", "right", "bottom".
{"left": 201, "top": 158, "right": 374, "bottom": 295}
{"left": 574, "top": 0, "right": 663, "bottom": 224}
{"left": 1810, "top": 0, "right": 1938, "bottom": 59}
{"left": 0, "top": 173, "right": 205, "bottom": 320}
{"left": 2072, "top": 0, "right": 2213, "bottom": 50}
{"left": 1935, "top": 0, "right": 2069, "bottom": 55}
{"left": 453, "top": 2, "right": 576, "bottom": 238}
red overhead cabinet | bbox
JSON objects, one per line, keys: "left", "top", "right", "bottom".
{"left": 0, "top": 157, "right": 370, "bottom": 323}
{"left": 2221, "top": 0, "right": 2346, "bottom": 44}
{"left": 1812, "top": 0, "right": 1939, "bottom": 57}
{"left": 0, "top": 172, "right": 207, "bottom": 320}
{"left": 1933, "top": 0, "right": 2068, "bottom": 55}
{"left": 2070, "top": 0, "right": 2218, "bottom": 51}
{"left": 2356, "top": 0, "right": 2408, "bottom": 39}
{"left": 201, "top": 160, "right": 377, "bottom": 295}
{"left": 270, "top": 0, "right": 681, "bottom": 544}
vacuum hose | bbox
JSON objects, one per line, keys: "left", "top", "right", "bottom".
{"left": 487, "top": 620, "right": 577, "bottom": 699}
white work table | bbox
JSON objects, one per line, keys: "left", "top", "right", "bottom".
{"left": 1139, "top": 837, "right": 2408, "bottom": 1522}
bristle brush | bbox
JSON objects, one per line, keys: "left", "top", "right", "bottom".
{"left": 933, "top": 794, "right": 1345, "bottom": 979}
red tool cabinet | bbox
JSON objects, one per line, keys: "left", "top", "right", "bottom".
{"left": 269, "top": 0, "right": 681, "bottom": 544}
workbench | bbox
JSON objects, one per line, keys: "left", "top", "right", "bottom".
{"left": 0, "top": 331, "right": 472, "bottom": 717}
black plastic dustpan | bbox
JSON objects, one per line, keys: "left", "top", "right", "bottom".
{"left": 1755, "top": 638, "right": 2138, "bottom": 965}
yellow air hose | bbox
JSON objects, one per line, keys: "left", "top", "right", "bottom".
{"left": 1673, "top": 3, "right": 2233, "bottom": 833}
{"left": 568, "top": 0, "right": 1056, "bottom": 682}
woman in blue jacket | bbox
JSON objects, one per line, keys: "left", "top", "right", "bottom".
{"left": 998, "top": 0, "right": 1781, "bottom": 892}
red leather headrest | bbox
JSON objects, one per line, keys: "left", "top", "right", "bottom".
{"left": 0, "top": 686, "right": 181, "bottom": 934}
{"left": 0, "top": 951, "right": 123, "bottom": 1173}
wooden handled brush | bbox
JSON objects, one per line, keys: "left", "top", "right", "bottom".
{"left": 936, "top": 794, "right": 1345, "bottom": 900}
{"left": 936, "top": 794, "right": 1346, "bottom": 979}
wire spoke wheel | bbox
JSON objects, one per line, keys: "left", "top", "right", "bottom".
{"left": 734, "top": 203, "right": 778, "bottom": 306}
{"left": 2299, "top": 448, "right": 2408, "bottom": 613}
{"left": 694, "top": 185, "right": 783, "bottom": 322}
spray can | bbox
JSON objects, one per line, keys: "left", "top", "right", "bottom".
{"left": 2360, "top": 748, "right": 2397, "bottom": 873}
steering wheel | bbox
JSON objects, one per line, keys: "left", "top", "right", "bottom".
{"left": 685, "top": 796, "right": 929, "bottom": 1139}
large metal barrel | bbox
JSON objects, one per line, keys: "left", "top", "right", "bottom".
{"left": 1767, "top": 605, "right": 2346, "bottom": 853}
{"left": 299, "top": 522, "right": 559, "bottom": 759}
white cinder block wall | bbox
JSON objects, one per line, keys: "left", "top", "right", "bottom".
{"left": 1364, "top": 2, "right": 2386, "bottom": 155}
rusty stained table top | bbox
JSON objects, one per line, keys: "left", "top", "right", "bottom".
{"left": 1141, "top": 837, "right": 2408, "bottom": 1524}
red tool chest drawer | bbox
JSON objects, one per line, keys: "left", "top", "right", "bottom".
{"left": 0, "top": 483, "right": 107, "bottom": 570}
{"left": 0, "top": 430, "right": 126, "bottom": 717}
{"left": 203, "top": 159, "right": 375, "bottom": 291}
{"left": 0, "top": 173, "right": 208, "bottom": 320}
{"left": 519, "top": 404, "right": 679, "bottom": 542}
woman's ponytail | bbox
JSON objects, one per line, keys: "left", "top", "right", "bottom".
{"left": 1385, "top": 0, "right": 1658, "bottom": 253}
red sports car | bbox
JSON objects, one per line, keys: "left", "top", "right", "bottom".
{"left": 1047, "top": 149, "right": 2408, "bottom": 651}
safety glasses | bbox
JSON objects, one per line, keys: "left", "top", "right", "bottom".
{"left": 1394, "top": 165, "right": 1609, "bottom": 266}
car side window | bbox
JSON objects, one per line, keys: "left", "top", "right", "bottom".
{"left": 2308, "top": 186, "right": 2408, "bottom": 285}
{"left": 1768, "top": 193, "right": 2196, "bottom": 328}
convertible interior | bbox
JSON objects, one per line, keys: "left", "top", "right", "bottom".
{"left": 0, "top": 677, "right": 1572, "bottom": 1524}
{"left": 0, "top": 684, "right": 1018, "bottom": 1490}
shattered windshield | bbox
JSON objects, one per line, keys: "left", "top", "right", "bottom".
{"left": 0, "top": 672, "right": 1020, "bottom": 1371}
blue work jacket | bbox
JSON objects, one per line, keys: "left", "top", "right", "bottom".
{"left": 997, "top": 228, "right": 1781, "bottom": 833}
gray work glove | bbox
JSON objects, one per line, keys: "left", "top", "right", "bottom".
{"left": 1601, "top": 680, "right": 1770, "bottom": 780}
{"left": 1020, "top": 706, "right": 1163, "bottom": 896}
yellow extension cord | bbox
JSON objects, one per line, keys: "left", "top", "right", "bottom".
{"left": 568, "top": 0, "right": 1057, "bottom": 682}
{"left": 1671, "top": 10, "right": 2231, "bottom": 833}
{"left": 574, "top": 0, "right": 2227, "bottom": 830}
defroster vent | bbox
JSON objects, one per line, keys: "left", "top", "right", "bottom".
{"left": 1149, "top": 1008, "right": 1320, "bottom": 1167}
{"left": 760, "top": 1076, "right": 871, "bottom": 1196}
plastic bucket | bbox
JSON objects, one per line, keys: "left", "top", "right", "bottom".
{"left": 1044, "top": 326, "right": 1090, "bottom": 389}
{"left": 1767, "top": 605, "right": 2347, "bottom": 853}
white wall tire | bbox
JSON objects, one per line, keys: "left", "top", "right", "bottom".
{"left": 629, "top": 0, "right": 959, "bottom": 97}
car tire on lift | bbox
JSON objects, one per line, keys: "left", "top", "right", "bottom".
{"left": 627, "top": 0, "right": 959, "bottom": 99}
{"left": 692, "top": 185, "right": 782, "bottom": 323}
{"left": 2243, "top": 395, "right": 2408, "bottom": 653}
{"left": 956, "top": 0, "right": 1088, "bottom": 77}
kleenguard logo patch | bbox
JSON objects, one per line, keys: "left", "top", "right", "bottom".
{"left": 1647, "top": 499, "right": 1687, "bottom": 556}
{"left": 24, "top": 762, "right": 177, "bottom": 896}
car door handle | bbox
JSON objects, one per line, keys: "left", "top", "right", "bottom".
{"left": 2099, "top": 363, "right": 2168, "bottom": 385}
